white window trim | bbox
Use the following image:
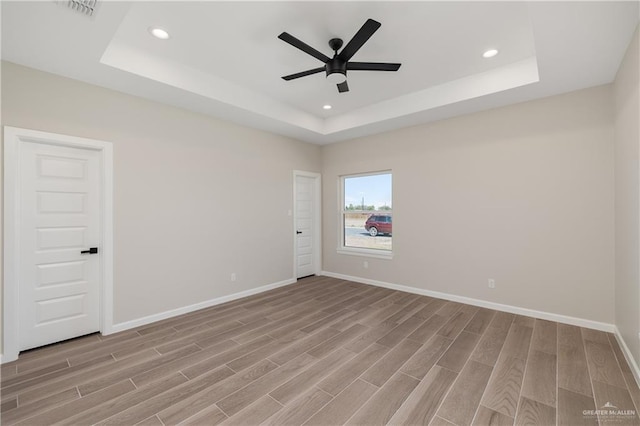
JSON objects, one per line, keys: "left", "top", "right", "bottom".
{"left": 337, "top": 246, "right": 394, "bottom": 260}
{"left": 338, "top": 170, "right": 393, "bottom": 259}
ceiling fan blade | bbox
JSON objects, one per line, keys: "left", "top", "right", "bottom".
{"left": 347, "top": 62, "right": 401, "bottom": 71}
{"left": 337, "top": 81, "right": 349, "bottom": 93}
{"left": 278, "top": 32, "right": 330, "bottom": 63}
{"left": 282, "top": 67, "right": 326, "bottom": 81}
{"left": 338, "top": 19, "right": 381, "bottom": 62}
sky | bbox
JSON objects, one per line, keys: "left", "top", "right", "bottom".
{"left": 344, "top": 173, "right": 392, "bottom": 209}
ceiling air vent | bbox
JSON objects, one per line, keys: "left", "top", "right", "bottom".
{"left": 66, "top": 0, "right": 97, "bottom": 17}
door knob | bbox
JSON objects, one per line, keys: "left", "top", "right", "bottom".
{"left": 81, "top": 247, "right": 99, "bottom": 254}
{"left": 296, "top": 231, "right": 302, "bottom": 234}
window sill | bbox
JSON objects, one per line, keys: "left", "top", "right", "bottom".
{"left": 336, "top": 247, "right": 394, "bottom": 260}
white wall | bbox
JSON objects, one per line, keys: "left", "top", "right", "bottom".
{"left": 1, "top": 62, "right": 321, "bottom": 329}
{"left": 614, "top": 26, "right": 640, "bottom": 367}
{"left": 322, "top": 85, "right": 615, "bottom": 325}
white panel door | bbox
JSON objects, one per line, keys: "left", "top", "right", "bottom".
{"left": 19, "top": 141, "right": 101, "bottom": 351}
{"left": 295, "top": 175, "right": 315, "bottom": 278}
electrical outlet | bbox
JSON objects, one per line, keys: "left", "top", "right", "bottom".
{"left": 363, "top": 261, "right": 369, "bottom": 269}
{"left": 231, "top": 273, "right": 237, "bottom": 282}
{"left": 488, "top": 279, "right": 496, "bottom": 289}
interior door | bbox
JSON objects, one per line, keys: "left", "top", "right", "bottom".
{"left": 19, "top": 141, "right": 101, "bottom": 351}
{"left": 295, "top": 175, "right": 315, "bottom": 278}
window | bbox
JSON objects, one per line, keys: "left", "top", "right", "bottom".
{"left": 339, "top": 171, "right": 392, "bottom": 258}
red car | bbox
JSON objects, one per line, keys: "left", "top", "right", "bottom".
{"left": 364, "top": 215, "right": 392, "bottom": 236}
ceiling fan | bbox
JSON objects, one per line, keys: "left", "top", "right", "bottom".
{"left": 278, "top": 18, "right": 401, "bottom": 93}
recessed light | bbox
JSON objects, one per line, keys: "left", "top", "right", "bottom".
{"left": 483, "top": 49, "right": 498, "bottom": 58}
{"left": 149, "top": 27, "right": 170, "bottom": 40}
{"left": 323, "top": 105, "right": 332, "bottom": 110}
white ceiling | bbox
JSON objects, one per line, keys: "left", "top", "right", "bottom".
{"left": 2, "top": 1, "right": 638, "bottom": 144}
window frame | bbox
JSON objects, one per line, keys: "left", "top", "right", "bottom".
{"left": 337, "top": 170, "right": 393, "bottom": 260}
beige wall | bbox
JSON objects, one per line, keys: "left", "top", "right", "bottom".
{"left": 1, "top": 46, "right": 633, "bottom": 356}
{"left": 1, "top": 62, "right": 321, "bottom": 327}
{"left": 322, "top": 85, "right": 615, "bottom": 324}
{"left": 614, "top": 26, "right": 640, "bottom": 366}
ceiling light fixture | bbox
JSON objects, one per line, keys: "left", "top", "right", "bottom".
{"left": 323, "top": 105, "right": 332, "bottom": 110}
{"left": 326, "top": 72, "right": 347, "bottom": 84}
{"left": 483, "top": 49, "right": 499, "bottom": 58}
{"left": 149, "top": 27, "right": 170, "bottom": 40}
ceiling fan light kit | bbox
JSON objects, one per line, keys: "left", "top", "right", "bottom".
{"left": 326, "top": 71, "right": 347, "bottom": 84}
{"left": 279, "top": 18, "right": 401, "bottom": 93}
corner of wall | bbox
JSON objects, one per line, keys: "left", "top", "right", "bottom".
{"left": 613, "top": 24, "right": 640, "bottom": 371}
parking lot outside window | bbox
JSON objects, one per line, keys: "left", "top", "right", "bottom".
{"left": 338, "top": 171, "right": 393, "bottom": 259}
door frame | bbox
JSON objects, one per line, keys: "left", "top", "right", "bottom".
{"left": 3, "top": 126, "right": 114, "bottom": 363}
{"left": 292, "top": 170, "right": 322, "bottom": 279}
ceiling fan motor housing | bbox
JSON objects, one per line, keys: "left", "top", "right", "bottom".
{"left": 326, "top": 57, "right": 347, "bottom": 83}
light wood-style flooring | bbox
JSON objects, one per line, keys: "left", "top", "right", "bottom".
{"left": 2, "top": 276, "right": 639, "bottom": 425}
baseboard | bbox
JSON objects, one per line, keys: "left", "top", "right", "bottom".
{"left": 614, "top": 327, "right": 640, "bottom": 389}
{"left": 106, "top": 278, "right": 297, "bottom": 335}
{"left": 321, "top": 271, "right": 615, "bottom": 332}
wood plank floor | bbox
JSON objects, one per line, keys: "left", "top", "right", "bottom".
{"left": 2, "top": 276, "right": 639, "bottom": 425}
